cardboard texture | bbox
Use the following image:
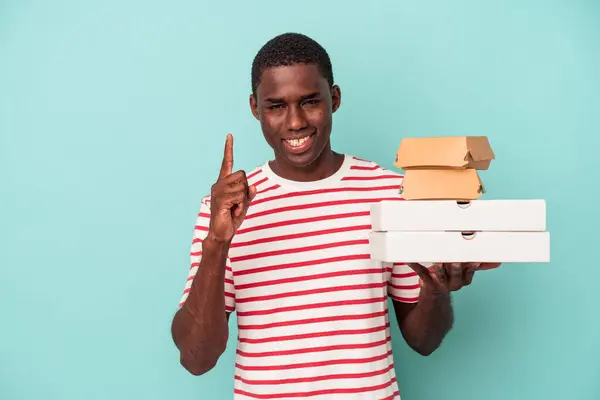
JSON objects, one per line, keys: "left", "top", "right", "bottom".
{"left": 369, "top": 231, "right": 550, "bottom": 263}
{"left": 393, "top": 136, "right": 494, "bottom": 201}
{"left": 368, "top": 135, "right": 550, "bottom": 264}
{"left": 394, "top": 136, "right": 495, "bottom": 170}
{"left": 399, "top": 169, "right": 485, "bottom": 200}
{"left": 371, "top": 199, "right": 547, "bottom": 232}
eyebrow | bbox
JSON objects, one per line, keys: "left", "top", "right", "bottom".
{"left": 300, "top": 92, "right": 320, "bottom": 100}
{"left": 265, "top": 92, "right": 320, "bottom": 103}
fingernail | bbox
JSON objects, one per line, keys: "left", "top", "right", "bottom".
{"left": 452, "top": 263, "right": 461, "bottom": 269}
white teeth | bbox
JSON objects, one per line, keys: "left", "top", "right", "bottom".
{"left": 286, "top": 136, "right": 310, "bottom": 147}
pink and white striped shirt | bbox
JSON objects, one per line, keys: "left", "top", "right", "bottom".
{"left": 180, "top": 154, "right": 420, "bottom": 399}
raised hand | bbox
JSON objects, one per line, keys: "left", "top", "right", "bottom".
{"left": 207, "top": 134, "right": 257, "bottom": 243}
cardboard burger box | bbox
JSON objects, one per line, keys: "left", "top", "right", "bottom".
{"left": 395, "top": 136, "right": 494, "bottom": 200}
{"left": 400, "top": 169, "right": 485, "bottom": 201}
{"left": 369, "top": 136, "right": 550, "bottom": 263}
{"left": 394, "top": 135, "right": 495, "bottom": 170}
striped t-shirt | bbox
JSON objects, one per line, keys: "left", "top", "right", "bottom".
{"left": 179, "top": 154, "right": 420, "bottom": 399}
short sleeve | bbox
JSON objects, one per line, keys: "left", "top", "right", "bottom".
{"left": 178, "top": 196, "right": 236, "bottom": 313}
{"left": 388, "top": 262, "right": 420, "bottom": 303}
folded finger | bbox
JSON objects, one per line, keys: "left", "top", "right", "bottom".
{"left": 464, "top": 262, "right": 481, "bottom": 270}
{"left": 223, "top": 170, "right": 247, "bottom": 185}
{"left": 225, "top": 191, "right": 247, "bottom": 206}
{"left": 464, "top": 268, "right": 476, "bottom": 285}
{"left": 222, "top": 182, "right": 248, "bottom": 194}
{"left": 479, "top": 262, "right": 501, "bottom": 270}
{"left": 430, "top": 263, "right": 447, "bottom": 286}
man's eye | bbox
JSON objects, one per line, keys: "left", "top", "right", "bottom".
{"left": 304, "top": 99, "right": 319, "bottom": 105}
{"left": 268, "top": 104, "right": 284, "bottom": 110}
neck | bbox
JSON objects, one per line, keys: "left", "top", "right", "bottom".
{"left": 270, "top": 145, "right": 344, "bottom": 182}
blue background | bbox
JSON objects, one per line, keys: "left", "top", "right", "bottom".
{"left": 1, "top": 1, "right": 599, "bottom": 399}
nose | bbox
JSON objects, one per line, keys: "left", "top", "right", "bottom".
{"left": 287, "top": 105, "right": 308, "bottom": 131}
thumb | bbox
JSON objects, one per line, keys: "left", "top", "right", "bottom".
{"left": 407, "top": 262, "right": 435, "bottom": 286}
{"left": 233, "top": 185, "right": 256, "bottom": 220}
{"left": 248, "top": 185, "right": 257, "bottom": 201}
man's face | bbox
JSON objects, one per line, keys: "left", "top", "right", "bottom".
{"left": 250, "top": 63, "right": 341, "bottom": 168}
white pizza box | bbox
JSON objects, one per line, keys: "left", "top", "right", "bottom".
{"left": 369, "top": 231, "right": 550, "bottom": 263}
{"left": 370, "top": 199, "right": 546, "bottom": 232}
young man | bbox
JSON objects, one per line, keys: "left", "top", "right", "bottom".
{"left": 171, "top": 33, "right": 500, "bottom": 399}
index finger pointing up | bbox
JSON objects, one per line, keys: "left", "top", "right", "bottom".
{"left": 219, "top": 133, "right": 233, "bottom": 179}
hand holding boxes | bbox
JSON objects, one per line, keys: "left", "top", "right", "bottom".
{"left": 369, "top": 136, "right": 550, "bottom": 263}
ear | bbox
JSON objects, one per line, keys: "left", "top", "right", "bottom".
{"left": 331, "top": 85, "right": 341, "bottom": 113}
{"left": 249, "top": 93, "right": 260, "bottom": 120}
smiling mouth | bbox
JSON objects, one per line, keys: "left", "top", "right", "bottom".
{"left": 285, "top": 135, "right": 310, "bottom": 147}
{"left": 282, "top": 132, "right": 316, "bottom": 153}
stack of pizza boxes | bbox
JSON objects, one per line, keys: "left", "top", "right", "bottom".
{"left": 369, "top": 136, "right": 550, "bottom": 264}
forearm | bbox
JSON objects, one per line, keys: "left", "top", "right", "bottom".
{"left": 398, "top": 289, "right": 454, "bottom": 356}
{"left": 171, "top": 235, "right": 230, "bottom": 375}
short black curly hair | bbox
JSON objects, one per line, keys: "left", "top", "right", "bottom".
{"left": 251, "top": 32, "right": 334, "bottom": 95}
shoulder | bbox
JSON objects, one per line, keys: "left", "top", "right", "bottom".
{"left": 244, "top": 164, "right": 269, "bottom": 187}
{"left": 345, "top": 155, "right": 404, "bottom": 181}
